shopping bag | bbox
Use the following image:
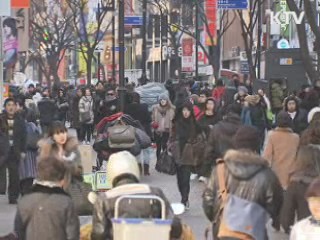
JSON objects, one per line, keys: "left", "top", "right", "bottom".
{"left": 155, "top": 150, "right": 176, "bottom": 175}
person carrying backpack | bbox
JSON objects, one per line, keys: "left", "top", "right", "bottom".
{"left": 203, "top": 126, "right": 283, "bottom": 240}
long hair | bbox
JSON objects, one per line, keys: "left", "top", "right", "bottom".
{"left": 3, "top": 18, "right": 17, "bottom": 37}
{"left": 300, "top": 119, "right": 320, "bottom": 145}
{"left": 293, "top": 146, "right": 320, "bottom": 173}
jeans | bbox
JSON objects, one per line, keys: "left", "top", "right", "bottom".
{"left": 154, "top": 132, "right": 170, "bottom": 160}
{"left": 0, "top": 148, "right": 20, "bottom": 201}
{"left": 137, "top": 147, "right": 152, "bottom": 165}
{"left": 82, "top": 123, "right": 93, "bottom": 142}
{"left": 176, "top": 165, "right": 191, "bottom": 204}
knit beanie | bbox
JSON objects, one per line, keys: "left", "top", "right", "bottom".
{"left": 232, "top": 125, "right": 261, "bottom": 152}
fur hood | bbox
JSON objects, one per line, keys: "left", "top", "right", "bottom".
{"left": 38, "top": 136, "right": 78, "bottom": 160}
{"left": 224, "top": 149, "right": 269, "bottom": 180}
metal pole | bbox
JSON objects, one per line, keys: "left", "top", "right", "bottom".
{"left": 152, "top": 16, "right": 155, "bottom": 82}
{"left": 195, "top": 1, "right": 199, "bottom": 81}
{"left": 159, "top": 14, "right": 162, "bottom": 83}
{"left": 118, "top": 0, "right": 126, "bottom": 111}
{"left": 257, "top": 0, "right": 262, "bottom": 79}
{"left": 0, "top": 17, "right": 4, "bottom": 109}
{"left": 141, "top": 0, "right": 147, "bottom": 76}
{"left": 97, "top": 52, "right": 101, "bottom": 82}
{"left": 112, "top": 0, "right": 116, "bottom": 80}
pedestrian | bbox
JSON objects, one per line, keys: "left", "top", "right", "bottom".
{"left": 171, "top": 100, "right": 204, "bottom": 209}
{"left": 203, "top": 126, "right": 283, "bottom": 240}
{"left": 198, "top": 98, "right": 220, "bottom": 132}
{"left": 212, "top": 78, "right": 225, "bottom": 104}
{"left": 281, "top": 146, "right": 320, "bottom": 234}
{"left": 271, "top": 80, "right": 285, "bottom": 115}
{"left": 14, "top": 156, "right": 80, "bottom": 240}
{"left": 205, "top": 104, "right": 242, "bottom": 169}
{"left": 91, "top": 151, "right": 182, "bottom": 240}
{"left": 79, "top": 87, "right": 94, "bottom": 144}
{"left": 152, "top": 93, "right": 175, "bottom": 161}
{"left": 38, "top": 121, "right": 81, "bottom": 182}
{"left": 290, "top": 177, "right": 320, "bottom": 239}
{"left": 234, "top": 85, "right": 248, "bottom": 106}
{"left": 125, "top": 92, "right": 152, "bottom": 175}
{"left": 283, "top": 95, "right": 308, "bottom": 134}
{"left": 38, "top": 88, "right": 58, "bottom": 135}
{"left": 0, "top": 98, "right": 27, "bottom": 204}
{"left": 94, "top": 81, "right": 106, "bottom": 125}
{"left": 263, "top": 111, "right": 300, "bottom": 189}
{"left": 71, "top": 87, "right": 83, "bottom": 141}
{"left": 56, "top": 88, "right": 69, "bottom": 124}
{"left": 241, "top": 95, "right": 267, "bottom": 148}
{"left": 19, "top": 120, "right": 41, "bottom": 195}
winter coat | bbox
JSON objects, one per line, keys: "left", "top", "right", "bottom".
{"left": 0, "top": 112, "right": 27, "bottom": 156}
{"left": 70, "top": 95, "right": 81, "bottom": 129}
{"left": 291, "top": 110, "right": 308, "bottom": 134}
{"left": 38, "top": 136, "right": 82, "bottom": 177}
{"left": 212, "top": 86, "right": 225, "bottom": 102}
{"left": 14, "top": 183, "right": 80, "bottom": 240}
{"left": 152, "top": 103, "right": 175, "bottom": 133}
{"left": 281, "top": 175, "right": 316, "bottom": 233}
{"left": 37, "top": 97, "right": 58, "bottom": 125}
{"left": 198, "top": 113, "right": 220, "bottom": 134}
{"left": 171, "top": 118, "right": 205, "bottom": 167}
{"left": 290, "top": 217, "right": 320, "bottom": 240}
{"left": 79, "top": 96, "right": 94, "bottom": 124}
{"left": 125, "top": 103, "right": 152, "bottom": 137}
{"left": 91, "top": 182, "right": 174, "bottom": 240}
{"left": 203, "top": 150, "right": 283, "bottom": 239}
{"left": 56, "top": 96, "right": 69, "bottom": 121}
{"left": 94, "top": 90, "right": 106, "bottom": 125}
{"left": 19, "top": 122, "right": 41, "bottom": 180}
{"left": 205, "top": 113, "right": 242, "bottom": 166}
{"left": 263, "top": 127, "right": 300, "bottom": 189}
{"left": 271, "top": 82, "right": 284, "bottom": 110}
{"left": 0, "top": 132, "right": 9, "bottom": 167}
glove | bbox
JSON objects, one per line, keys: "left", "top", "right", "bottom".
{"left": 151, "top": 121, "right": 159, "bottom": 129}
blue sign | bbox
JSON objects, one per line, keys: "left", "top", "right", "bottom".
{"left": 112, "top": 46, "right": 128, "bottom": 52}
{"left": 124, "top": 16, "right": 143, "bottom": 26}
{"left": 218, "top": 0, "right": 248, "bottom": 9}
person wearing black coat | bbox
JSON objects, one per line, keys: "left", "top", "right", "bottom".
{"left": 125, "top": 92, "right": 152, "bottom": 175}
{"left": 203, "top": 126, "right": 283, "bottom": 239}
{"left": 38, "top": 89, "right": 58, "bottom": 135}
{"left": 284, "top": 95, "right": 308, "bottom": 134}
{"left": 56, "top": 88, "right": 69, "bottom": 124}
{"left": 71, "top": 88, "right": 83, "bottom": 141}
{"left": 0, "top": 98, "right": 27, "bottom": 204}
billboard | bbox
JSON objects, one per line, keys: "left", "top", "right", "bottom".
{"left": 205, "top": 0, "right": 217, "bottom": 46}
{"left": 2, "top": 17, "right": 19, "bottom": 83}
{"left": 11, "top": 0, "right": 30, "bottom": 8}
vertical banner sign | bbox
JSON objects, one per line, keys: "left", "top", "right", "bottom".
{"left": 11, "top": 0, "right": 30, "bottom": 8}
{"left": 182, "top": 0, "right": 193, "bottom": 26}
{"left": 205, "top": 0, "right": 217, "bottom": 46}
{"left": 182, "top": 38, "right": 194, "bottom": 72}
{"left": 2, "top": 17, "right": 18, "bottom": 83}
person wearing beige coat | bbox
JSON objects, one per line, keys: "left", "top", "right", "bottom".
{"left": 263, "top": 111, "right": 300, "bottom": 189}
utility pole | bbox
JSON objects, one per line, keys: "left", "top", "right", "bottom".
{"left": 195, "top": 1, "right": 199, "bottom": 81}
{"left": 97, "top": 1, "right": 101, "bottom": 82}
{"left": 257, "top": 0, "right": 262, "bottom": 79}
{"left": 141, "top": 0, "right": 147, "bottom": 76}
{"left": 118, "top": 0, "right": 126, "bottom": 111}
{"left": 112, "top": 0, "right": 116, "bottom": 80}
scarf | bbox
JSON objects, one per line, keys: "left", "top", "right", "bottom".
{"left": 154, "top": 104, "right": 173, "bottom": 132}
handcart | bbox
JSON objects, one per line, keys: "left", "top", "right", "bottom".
{"left": 112, "top": 195, "right": 172, "bottom": 240}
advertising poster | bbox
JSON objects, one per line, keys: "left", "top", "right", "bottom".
{"left": 2, "top": 17, "right": 19, "bottom": 83}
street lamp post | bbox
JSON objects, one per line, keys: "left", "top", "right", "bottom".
{"left": 118, "top": 0, "right": 126, "bottom": 112}
{"left": 195, "top": 1, "right": 199, "bottom": 81}
{"left": 112, "top": 0, "right": 116, "bottom": 80}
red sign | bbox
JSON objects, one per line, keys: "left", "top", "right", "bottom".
{"left": 182, "top": 38, "right": 193, "bottom": 56}
{"left": 11, "top": 0, "right": 30, "bottom": 8}
{"left": 205, "top": 0, "right": 217, "bottom": 46}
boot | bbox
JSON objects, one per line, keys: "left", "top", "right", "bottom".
{"left": 144, "top": 164, "right": 150, "bottom": 176}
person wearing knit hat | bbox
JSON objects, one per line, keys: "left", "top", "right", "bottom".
{"left": 234, "top": 86, "right": 248, "bottom": 106}
{"left": 232, "top": 125, "right": 261, "bottom": 153}
{"left": 263, "top": 111, "right": 300, "bottom": 189}
{"left": 152, "top": 92, "right": 175, "bottom": 161}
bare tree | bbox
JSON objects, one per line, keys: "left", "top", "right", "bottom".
{"left": 30, "top": 0, "right": 75, "bottom": 87}
{"left": 286, "top": 0, "right": 320, "bottom": 83}
{"left": 236, "top": 0, "right": 264, "bottom": 81}
{"left": 66, "top": 0, "right": 113, "bottom": 85}
{"left": 149, "top": 0, "right": 236, "bottom": 79}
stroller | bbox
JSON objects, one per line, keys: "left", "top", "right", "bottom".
{"left": 93, "top": 112, "right": 151, "bottom": 169}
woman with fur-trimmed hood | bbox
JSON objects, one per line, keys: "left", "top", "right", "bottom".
{"left": 38, "top": 121, "right": 92, "bottom": 216}
{"left": 203, "top": 126, "right": 283, "bottom": 239}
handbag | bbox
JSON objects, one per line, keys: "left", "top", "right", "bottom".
{"left": 135, "top": 128, "right": 151, "bottom": 149}
{"left": 80, "top": 111, "right": 92, "bottom": 123}
{"left": 155, "top": 150, "right": 176, "bottom": 175}
{"left": 182, "top": 132, "right": 207, "bottom": 166}
{"left": 108, "top": 123, "right": 136, "bottom": 149}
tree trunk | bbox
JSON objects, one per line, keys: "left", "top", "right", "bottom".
{"left": 86, "top": 54, "right": 93, "bottom": 85}
{"left": 286, "top": 0, "right": 318, "bottom": 84}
